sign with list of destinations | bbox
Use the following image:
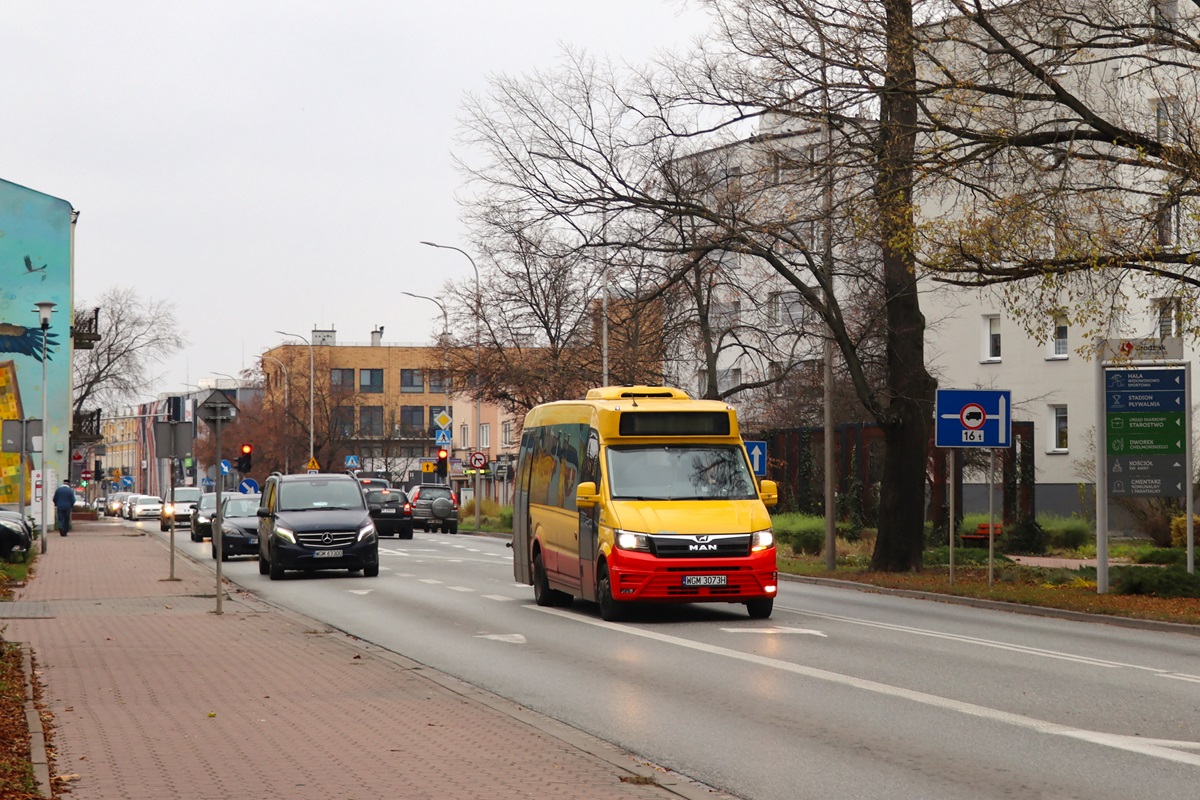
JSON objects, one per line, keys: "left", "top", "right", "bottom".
{"left": 1105, "top": 368, "right": 1187, "bottom": 497}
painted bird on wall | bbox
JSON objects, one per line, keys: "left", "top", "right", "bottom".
{"left": 0, "top": 322, "right": 57, "bottom": 361}
{"left": 23, "top": 255, "right": 47, "bottom": 280}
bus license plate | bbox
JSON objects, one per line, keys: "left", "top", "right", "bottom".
{"left": 683, "top": 575, "right": 727, "bottom": 587}
{"left": 313, "top": 549, "right": 343, "bottom": 558}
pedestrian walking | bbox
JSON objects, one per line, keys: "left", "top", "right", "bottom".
{"left": 53, "top": 480, "right": 76, "bottom": 536}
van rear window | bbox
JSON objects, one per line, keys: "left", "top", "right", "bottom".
{"left": 618, "top": 411, "right": 730, "bottom": 437}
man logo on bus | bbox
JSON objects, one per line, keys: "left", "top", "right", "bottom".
{"left": 690, "top": 535, "right": 717, "bottom": 551}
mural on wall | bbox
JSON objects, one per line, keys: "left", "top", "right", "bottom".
{"left": 0, "top": 178, "right": 75, "bottom": 506}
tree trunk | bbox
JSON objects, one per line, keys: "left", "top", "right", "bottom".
{"left": 870, "top": 0, "right": 935, "bottom": 571}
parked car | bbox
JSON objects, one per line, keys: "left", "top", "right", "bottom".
{"left": 131, "top": 495, "right": 163, "bottom": 520}
{"left": 106, "top": 492, "right": 130, "bottom": 517}
{"left": 366, "top": 488, "right": 412, "bottom": 539}
{"left": 0, "top": 510, "right": 33, "bottom": 562}
{"left": 161, "top": 486, "right": 204, "bottom": 531}
{"left": 408, "top": 484, "right": 459, "bottom": 534}
{"left": 190, "top": 493, "right": 219, "bottom": 542}
{"left": 213, "top": 494, "right": 262, "bottom": 561}
{"left": 92, "top": 496, "right": 107, "bottom": 513}
{"left": 257, "top": 473, "right": 379, "bottom": 580}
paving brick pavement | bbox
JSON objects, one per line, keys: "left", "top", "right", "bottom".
{"left": 4, "top": 518, "right": 725, "bottom": 800}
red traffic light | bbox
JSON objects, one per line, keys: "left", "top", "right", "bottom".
{"left": 437, "top": 448, "right": 448, "bottom": 459}
{"left": 241, "top": 443, "right": 253, "bottom": 455}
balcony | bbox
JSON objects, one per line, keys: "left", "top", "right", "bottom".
{"left": 72, "top": 307, "right": 101, "bottom": 350}
{"left": 72, "top": 409, "right": 103, "bottom": 445}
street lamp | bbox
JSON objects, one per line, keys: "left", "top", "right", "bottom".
{"left": 34, "top": 302, "right": 55, "bottom": 552}
{"left": 276, "top": 331, "right": 315, "bottom": 466}
{"left": 261, "top": 355, "right": 290, "bottom": 474}
{"left": 420, "top": 241, "right": 484, "bottom": 531}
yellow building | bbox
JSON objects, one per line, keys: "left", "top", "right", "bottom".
{"left": 263, "top": 327, "right": 518, "bottom": 500}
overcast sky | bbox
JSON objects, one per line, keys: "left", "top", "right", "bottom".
{"left": 3, "top": 1, "right": 710, "bottom": 401}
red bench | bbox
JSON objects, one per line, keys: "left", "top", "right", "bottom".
{"left": 960, "top": 523, "right": 1002, "bottom": 548}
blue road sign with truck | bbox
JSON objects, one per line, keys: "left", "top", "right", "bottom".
{"left": 935, "top": 389, "right": 1013, "bottom": 448}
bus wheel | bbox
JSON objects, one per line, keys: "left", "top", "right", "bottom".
{"left": 597, "top": 565, "right": 625, "bottom": 622}
{"left": 533, "top": 553, "right": 567, "bottom": 607}
{"left": 746, "top": 598, "right": 774, "bottom": 620}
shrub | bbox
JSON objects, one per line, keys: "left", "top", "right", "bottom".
{"left": 925, "top": 546, "right": 1014, "bottom": 567}
{"left": 1003, "top": 517, "right": 1048, "bottom": 555}
{"left": 1134, "top": 547, "right": 1188, "bottom": 566}
{"left": 772, "top": 513, "right": 826, "bottom": 556}
{"left": 1169, "top": 515, "right": 1200, "bottom": 549}
{"left": 1040, "top": 515, "right": 1092, "bottom": 551}
{"left": 498, "top": 505, "right": 513, "bottom": 529}
{"left": 1112, "top": 566, "right": 1200, "bottom": 599}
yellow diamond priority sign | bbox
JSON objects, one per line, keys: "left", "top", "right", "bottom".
{"left": 434, "top": 410, "right": 452, "bottom": 429}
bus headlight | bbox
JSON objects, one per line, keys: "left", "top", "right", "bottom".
{"left": 751, "top": 529, "right": 774, "bottom": 552}
{"left": 615, "top": 530, "right": 651, "bottom": 552}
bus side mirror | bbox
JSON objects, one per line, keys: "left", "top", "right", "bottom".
{"left": 758, "top": 479, "right": 778, "bottom": 507}
{"left": 576, "top": 481, "right": 599, "bottom": 509}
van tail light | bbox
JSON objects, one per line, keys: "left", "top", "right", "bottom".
{"left": 451, "top": 492, "right": 458, "bottom": 507}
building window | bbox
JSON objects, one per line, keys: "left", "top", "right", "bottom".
{"left": 400, "top": 444, "right": 423, "bottom": 458}
{"left": 479, "top": 423, "right": 490, "bottom": 449}
{"left": 711, "top": 299, "right": 741, "bottom": 329}
{"left": 460, "top": 423, "right": 470, "bottom": 448}
{"left": 332, "top": 407, "right": 355, "bottom": 438}
{"left": 502, "top": 421, "right": 513, "bottom": 447}
{"left": 1050, "top": 405, "right": 1068, "bottom": 451}
{"left": 360, "top": 369, "right": 384, "bottom": 394}
{"left": 399, "top": 405, "right": 424, "bottom": 434}
{"left": 360, "top": 406, "right": 383, "bottom": 437}
{"left": 401, "top": 369, "right": 424, "bottom": 393}
{"left": 1050, "top": 315, "right": 1069, "bottom": 358}
{"left": 330, "top": 368, "right": 355, "bottom": 392}
{"left": 983, "top": 315, "right": 1001, "bottom": 361}
{"left": 429, "top": 372, "right": 449, "bottom": 394}
{"left": 768, "top": 291, "right": 807, "bottom": 327}
{"left": 1156, "top": 200, "right": 1179, "bottom": 247}
{"left": 1155, "top": 298, "right": 1183, "bottom": 337}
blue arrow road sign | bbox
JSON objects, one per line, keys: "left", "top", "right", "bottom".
{"left": 220, "top": 459, "right": 231, "bottom": 475}
{"left": 238, "top": 478, "right": 259, "bottom": 494}
{"left": 935, "top": 389, "right": 1012, "bottom": 448}
{"left": 745, "top": 440, "right": 767, "bottom": 477}
{"left": 435, "top": 428, "right": 452, "bottom": 446}
{"left": 121, "top": 475, "right": 134, "bottom": 487}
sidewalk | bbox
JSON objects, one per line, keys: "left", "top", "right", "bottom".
{"left": 3, "top": 518, "right": 723, "bottom": 800}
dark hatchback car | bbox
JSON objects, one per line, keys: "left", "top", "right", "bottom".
{"left": 212, "top": 494, "right": 262, "bottom": 561}
{"left": 0, "top": 510, "right": 33, "bottom": 562}
{"left": 366, "top": 489, "right": 412, "bottom": 539}
{"left": 257, "top": 473, "right": 379, "bottom": 580}
{"left": 190, "top": 492, "right": 219, "bottom": 542}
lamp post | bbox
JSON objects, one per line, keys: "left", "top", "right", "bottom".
{"left": 402, "top": 291, "right": 453, "bottom": 480}
{"left": 34, "top": 302, "right": 56, "bottom": 552}
{"left": 261, "top": 355, "right": 290, "bottom": 474}
{"left": 276, "top": 331, "right": 315, "bottom": 467}
{"left": 421, "top": 241, "right": 484, "bottom": 531}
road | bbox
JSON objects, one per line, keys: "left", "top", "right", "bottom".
{"left": 142, "top": 518, "right": 1200, "bottom": 800}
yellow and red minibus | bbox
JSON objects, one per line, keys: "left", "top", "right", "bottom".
{"left": 512, "top": 385, "right": 779, "bottom": 620}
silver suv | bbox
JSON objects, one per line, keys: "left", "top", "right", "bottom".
{"left": 408, "top": 484, "right": 458, "bottom": 534}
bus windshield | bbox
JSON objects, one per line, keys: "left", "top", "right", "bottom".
{"left": 606, "top": 444, "right": 757, "bottom": 501}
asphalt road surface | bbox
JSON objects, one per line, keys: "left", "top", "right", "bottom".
{"left": 145, "top": 518, "right": 1200, "bottom": 800}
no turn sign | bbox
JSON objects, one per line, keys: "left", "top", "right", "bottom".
{"left": 468, "top": 451, "right": 488, "bottom": 469}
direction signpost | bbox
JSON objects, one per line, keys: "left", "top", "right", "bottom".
{"left": 1097, "top": 358, "right": 1194, "bottom": 591}
{"left": 744, "top": 440, "right": 767, "bottom": 478}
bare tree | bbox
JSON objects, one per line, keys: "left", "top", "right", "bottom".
{"left": 458, "top": 0, "right": 934, "bottom": 571}
{"left": 72, "top": 287, "right": 185, "bottom": 415}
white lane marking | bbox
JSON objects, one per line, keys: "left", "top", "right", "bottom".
{"left": 792, "top": 608, "right": 1179, "bottom": 672}
{"left": 483, "top": 594, "right": 514, "bottom": 602}
{"left": 419, "top": 579, "right": 443, "bottom": 585}
{"left": 347, "top": 590, "right": 372, "bottom": 595}
{"left": 476, "top": 633, "right": 526, "bottom": 643}
{"left": 397, "top": 572, "right": 415, "bottom": 578}
{"left": 721, "top": 627, "right": 827, "bottom": 637}
{"left": 448, "top": 586, "right": 475, "bottom": 592}
{"left": 1164, "top": 673, "right": 1200, "bottom": 684}
{"left": 534, "top": 607, "right": 1200, "bottom": 766}
{"left": 378, "top": 548, "right": 408, "bottom": 556}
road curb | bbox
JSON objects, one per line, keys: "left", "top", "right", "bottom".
{"left": 780, "top": 572, "right": 1200, "bottom": 637}
{"left": 19, "top": 642, "right": 52, "bottom": 798}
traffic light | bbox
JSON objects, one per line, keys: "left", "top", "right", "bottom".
{"left": 436, "top": 448, "right": 449, "bottom": 478}
{"left": 237, "top": 443, "right": 253, "bottom": 473}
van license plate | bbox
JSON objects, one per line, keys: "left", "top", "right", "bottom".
{"left": 683, "top": 575, "right": 727, "bottom": 587}
{"left": 313, "top": 549, "right": 343, "bottom": 558}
